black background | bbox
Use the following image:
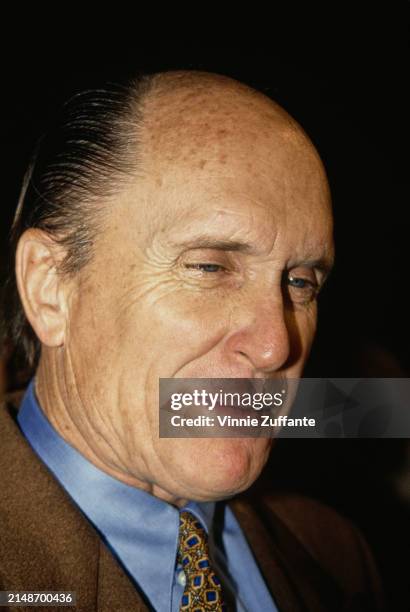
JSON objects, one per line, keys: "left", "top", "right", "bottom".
{"left": 2, "top": 9, "right": 409, "bottom": 609}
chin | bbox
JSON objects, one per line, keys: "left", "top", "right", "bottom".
{"left": 179, "top": 437, "right": 271, "bottom": 502}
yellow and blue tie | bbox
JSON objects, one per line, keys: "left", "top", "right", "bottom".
{"left": 177, "top": 511, "right": 228, "bottom": 611}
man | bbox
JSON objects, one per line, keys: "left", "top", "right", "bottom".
{"left": 0, "top": 71, "right": 384, "bottom": 611}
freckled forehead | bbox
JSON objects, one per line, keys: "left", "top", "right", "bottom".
{"left": 137, "top": 78, "right": 330, "bottom": 220}
{"left": 139, "top": 74, "right": 319, "bottom": 173}
{"left": 116, "top": 73, "right": 333, "bottom": 261}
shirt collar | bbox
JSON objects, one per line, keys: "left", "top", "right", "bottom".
{"left": 17, "top": 379, "right": 215, "bottom": 612}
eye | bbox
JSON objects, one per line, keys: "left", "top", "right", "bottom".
{"left": 285, "top": 273, "right": 319, "bottom": 304}
{"left": 288, "top": 275, "right": 312, "bottom": 289}
{"left": 184, "top": 263, "right": 225, "bottom": 273}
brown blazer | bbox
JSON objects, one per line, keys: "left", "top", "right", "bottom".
{"left": 0, "top": 395, "right": 385, "bottom": 612}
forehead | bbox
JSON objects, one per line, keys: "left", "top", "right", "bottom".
{"left": 114, "top": 80, "right": 333, "bottom": 262}
{"left": 142, "top": 78, "right": 315, "bottom": 172}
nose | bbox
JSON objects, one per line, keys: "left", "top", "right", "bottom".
{"left": 224, "top": 295, "right": 291, "bottom": 375}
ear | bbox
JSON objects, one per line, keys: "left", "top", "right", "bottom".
{"left": 15, "top": 229, "right": 71, "bottom": 348}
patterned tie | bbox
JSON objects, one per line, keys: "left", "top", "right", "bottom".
{"left": 177, "top": 511, "right": 228, "bottom": 611}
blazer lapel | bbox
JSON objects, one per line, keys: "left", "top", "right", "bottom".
{"left": 0, "top": 399, "right": 99, "bottom": 610}
{"left": 0, "top": 398, "right": 149, "bottom": 611}
{"left": 97, "top": 543, "right": 149, "bottom": 611}
{"left": 229, "top": 496, "right": 346, "bottom": 612}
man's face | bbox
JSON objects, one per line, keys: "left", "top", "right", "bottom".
{"left": 62, "top": 87, "right": 334, "bottom": 503}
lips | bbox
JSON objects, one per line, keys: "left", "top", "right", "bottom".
{"left": 160, "top": 376, "right": 291, "bottom": 419}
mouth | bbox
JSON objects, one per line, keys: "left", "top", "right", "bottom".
{"left": 159, "top": 375, "right": 292, "bottom": 421}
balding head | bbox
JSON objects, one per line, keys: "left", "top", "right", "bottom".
{"left": 140, "top": 71, "right": 324, "bottom": 180}
{"left": 13, "top": 70, "right": 334, "bottom": 504}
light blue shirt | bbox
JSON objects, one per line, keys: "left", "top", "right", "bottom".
{"left": 17, "top": 380, "right": 278, "bottom": 612}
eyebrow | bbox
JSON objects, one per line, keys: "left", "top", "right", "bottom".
{"left": 174, "top": 237, "right": 256, "bottom": 254}
{"left": 174, "top": 236, "right": 334, "bottom": 275}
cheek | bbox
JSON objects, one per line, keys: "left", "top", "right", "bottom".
{"left": 66, "top": 285, "right": 124, "bottom": 395}
{"left": 115, "top": 283, "right": 230, "bottom": 372}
